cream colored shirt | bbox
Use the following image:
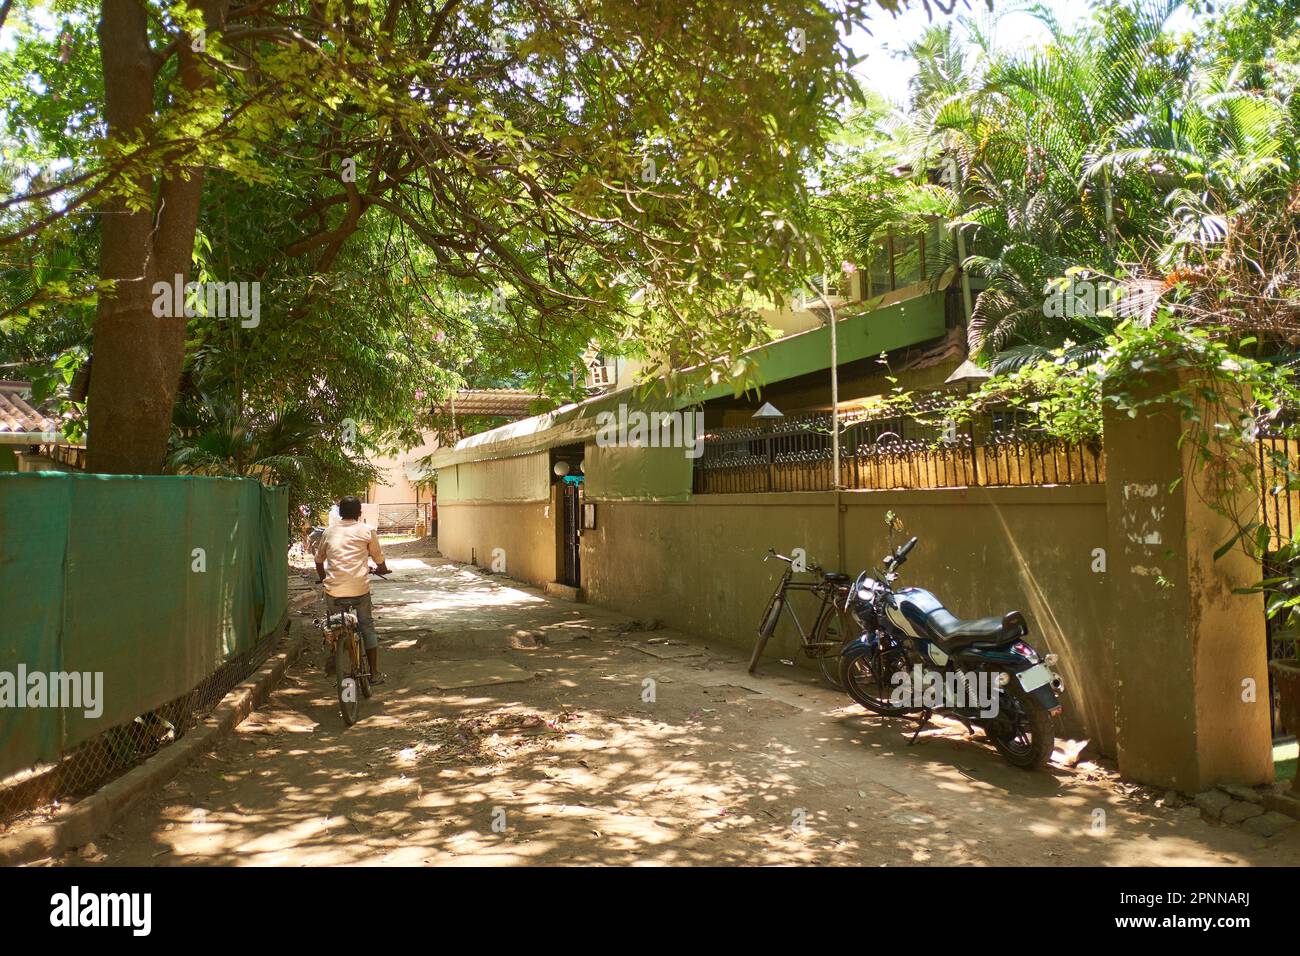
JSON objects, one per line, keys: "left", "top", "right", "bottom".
{"left": 315, "top": 520, "right": 385, "bottom": 597}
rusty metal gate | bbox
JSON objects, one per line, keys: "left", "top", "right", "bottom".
{"left": 375, "top": 501, "right": 431, "bottom": 534}
{"left": 1257, "top": 421, "right": 1298, "bottom": 737}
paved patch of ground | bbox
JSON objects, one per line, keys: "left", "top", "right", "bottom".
{"left": 52, "top": 544, "right": 1300, "bottom": 866}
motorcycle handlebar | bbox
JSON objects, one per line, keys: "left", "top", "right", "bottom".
{"left": 883, "top": 535, "right": 920, "bottom": 569}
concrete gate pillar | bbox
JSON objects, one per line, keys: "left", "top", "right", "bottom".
{"left": 1102, "top": 370, "right": 1273, "bottom": 790}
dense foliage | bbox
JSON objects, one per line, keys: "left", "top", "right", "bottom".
{"left": 1, "top": 0, "right": 926, "bottom": 477}
{"left": 816, "top": 0, "right": 1300, "bottom": 368}
{"left": 809, "top": 0, "right": 1300, "bottom": 647}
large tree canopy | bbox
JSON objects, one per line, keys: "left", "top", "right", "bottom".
{"left": 0, "top": 0, "right": 944, "bottom": 475}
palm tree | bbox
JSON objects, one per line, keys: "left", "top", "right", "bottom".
{"left": 167, "top": 390, "right": 378, "bottom": 514}
{"left": 823, "top": 0, "right": 1300, "bottom": 363}
{"left": 1089, "top": 62, "right": 1295, "bottom": 263}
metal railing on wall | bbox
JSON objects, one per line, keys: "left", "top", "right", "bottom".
{"left": 1258, "top": 416, "right": 1299, "bottom": 549}
{"left": 692, "top": 407, "right": 1105, "bottom": 495}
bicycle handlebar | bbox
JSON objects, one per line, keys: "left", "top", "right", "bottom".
{"left": 764, "top": 548, "right": 829, "bottom": 577}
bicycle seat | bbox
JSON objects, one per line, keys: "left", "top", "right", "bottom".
{"left": 332, "top": 597, "right": 363, "bottom": 607}
{"left": 821, "top": 571, "right": 852, "bottom": 584}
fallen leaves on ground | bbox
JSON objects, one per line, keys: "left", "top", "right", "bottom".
{"left": 405, "top": 710, "right": 583, "bottom": 765}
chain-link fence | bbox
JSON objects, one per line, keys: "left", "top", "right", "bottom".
{"left": 0, "top": 619, "right": 287, "bottom": 828}
{"left": 0, "top": 472, "right": 289, "bottom": 833}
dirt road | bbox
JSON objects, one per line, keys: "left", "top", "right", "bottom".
{"left": 54, "top": 545, "right": 1300, "bottom": 866}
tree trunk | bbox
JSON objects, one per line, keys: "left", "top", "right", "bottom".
{"left": 86, "top": 0, "right": 228, "bottom": 474}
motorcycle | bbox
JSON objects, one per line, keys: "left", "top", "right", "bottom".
{"left": 839, "top": 534, "right": 1065, "bottom": 769}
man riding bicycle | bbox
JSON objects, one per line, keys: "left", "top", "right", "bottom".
{"left": 314, "top": 496, "right": 388, "bottom": 685}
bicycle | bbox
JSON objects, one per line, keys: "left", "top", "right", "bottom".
{"left": 320, "top": 597, "right": 371, "bottom": 725}
{"left": 749, "top": 549, "right": 858, "bottom": 688}
{"left": 318, "top": 568, "right": 387, "bottom": 726}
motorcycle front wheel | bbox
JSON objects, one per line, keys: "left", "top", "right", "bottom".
{"left": 983, "top": 684, "right": 1054, "bottom": 769}
{"left": 839, "top": 645, "right": 911, "bottom": 716}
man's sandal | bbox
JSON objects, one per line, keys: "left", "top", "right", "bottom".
{"left": 370, "top": 672, "right": 387, "bottom": 686}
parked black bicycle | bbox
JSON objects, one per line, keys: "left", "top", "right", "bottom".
{"left": 749, "top": 549, "right": 858, "bottom": 687}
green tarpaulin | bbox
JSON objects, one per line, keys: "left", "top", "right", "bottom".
{"left": 0, "top": 473, "right": 287, "bottom": 777}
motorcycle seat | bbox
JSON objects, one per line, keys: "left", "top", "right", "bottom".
{"left": 920, "top": 608, "right": 1028, "bottom": 650}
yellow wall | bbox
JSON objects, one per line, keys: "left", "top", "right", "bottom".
{"left": 577, "top": 486, "right": 1113, "bottom": 750}
{"left": 436, "top": 495, "right": 558, "bottom": 586}
{"left": 757, "top": 305, "right": 824, "bottom": 338}
{"left": 429, "top": 373, "right": 1276, "bottom": 785}
{"left": 434, "top": 474, "right": 1112, "bottom": 749}
{"left": 437, "top": 451, "right": 551, "bottom": 503}
{"left": 435, "top": 451, "right": 559, "bottom": 583}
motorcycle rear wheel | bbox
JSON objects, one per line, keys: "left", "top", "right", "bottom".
{"left": 984, "top": 685, "right": 1054, "bottom": 769}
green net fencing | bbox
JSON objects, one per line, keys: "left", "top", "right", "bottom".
{"left": 0, "top": 472, "right": 287, "bottom": 825}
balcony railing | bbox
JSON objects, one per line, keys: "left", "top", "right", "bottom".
{"left": 692, "top": 409, "right": 1104, "bottom": 494}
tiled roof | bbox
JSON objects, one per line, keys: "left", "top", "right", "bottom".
{"left": 437, "top": 389, "right": 547, "bottom": 418}
{"left": 0, "top": 381, "right": 58, "bottom": 434}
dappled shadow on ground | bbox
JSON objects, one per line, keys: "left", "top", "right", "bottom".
{"left": 56, "top": 559, "right": 1300, "bottom": 867}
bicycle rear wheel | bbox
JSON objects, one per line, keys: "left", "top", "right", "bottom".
{"left": 359, "top": 653, "right": 372, "bottom": 699}
{"left": 336, "top": 640, "right": 359, "bottom": 726}
{"left": 811, "top": 602, "right": 856, "bottom": 689}
{"left": 749, "top": 590, "right": 785, "bottom": 674}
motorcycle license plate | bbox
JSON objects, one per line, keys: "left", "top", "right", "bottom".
{"left": 1017, "top": 663, "right": 1052, "bottom": 692}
